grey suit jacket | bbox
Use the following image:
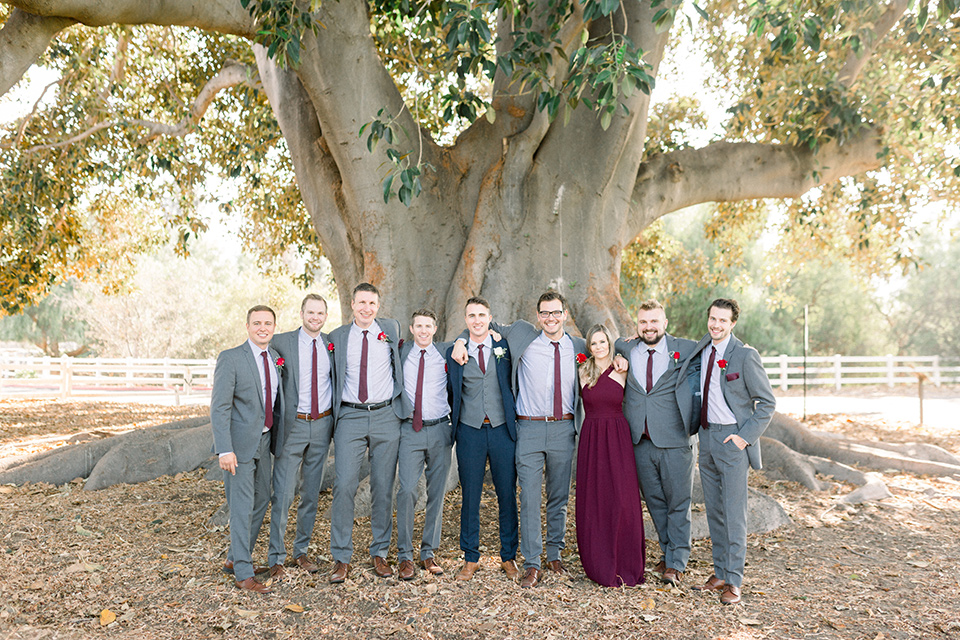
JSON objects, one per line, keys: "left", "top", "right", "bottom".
{"left": 462, "top": 320, "right": 587, "bottom": 432}
{"left": 271, "top": 328, "right": 336, "bottom": 436}
{"left": 615, "top": 335, "right": 698, "bottom": 448}
{"left": 678, "top": 334, "right": 776, "bottom": 469}
{"left": 396, "top": 339, "right": 454, "bottom": 420}
{"left": 210, "top": 341, "right": 285, "bottom": 462}
{"left": 327, "top": 318, "right": 404, "bottom": 415}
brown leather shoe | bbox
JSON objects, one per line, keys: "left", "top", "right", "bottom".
{"left": 422, "top": 558, "right": 444, "bottom": 575}
{"left": 653, "top": 560, "right": 666, "bottom": 574}
{"left": 295, "top": 555, "right": 320, "bottom": 573}
{"left": 547, "top": 560, "right": 568, "bottom": 575}
{"left": 520, "top": 567, "right": 541, "bottom": 588}
{"left": 268, "top": 564, "right": 286, "bottom": 582}
{"left": 223, "top": 561, "right": 268, "bottom": 575}
{"left": 398, "top": 559, "right": 416, "bottom": 581}
{"left": 720, "top": 584, "right": 742, "bottom": 605}
{"left": 692, "top": 575, "right": 726, "bottom": 592}
{"left": 661, "top": 568, "right": 683, "bottom": 586}
{"left": 235, "top": 577, "right": 272, "bottom": 594}
{"left": 455, "top": 561, "right": 480, "bottom": 581}
{"left": 372, "top": 556, "right": 393, "bottom": 578}
{"left": 329, "top": 561, "right": 350, "bottom": 584}
{"left": 501, "top": 559, "right": 520, "bottom": 580}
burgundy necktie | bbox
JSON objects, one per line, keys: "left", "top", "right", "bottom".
{"left": 413, "top": 349, "right": 426, "bottom": 432}
{"left": 477, "top": 344, "right": 486, "bottom": 374}
{"left": 359, "top": 330, "right": 369, "bottom": 403}
{"left": 700, "top": 346, "right": 717, "bottom": 430}
{"left": 310, "top": 338, "right": 320, "bottom": 419}
{"left": 646, "top": 349, "right": 655, "bottom": 392}
{"left": 643, "top": 348, "right": 655, "bottom": 438}
{"left": 262, "top": 351, "right": 273, "bottom": 430}
{"left": 552, "top": 341, "right": 563, "bottom": 420}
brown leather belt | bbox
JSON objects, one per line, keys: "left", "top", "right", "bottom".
{"left": 297, "top": 409, "right": 332, "bottom": 421}
{"left": 516, "top": 414, "right": 574, "bottom": 422}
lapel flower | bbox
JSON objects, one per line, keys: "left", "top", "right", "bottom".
{"left": 717, "top": 358, "right": 728, "bottom": 371}
{"left": 275, "top": 357, "right": 285, "bottom": 370}
{"left": 377, "top": 331, "right": 392, "bottom": 344}
{"left": 493, "top": 346, "right": 506, "bottom": 360}
{"left": 670, "top": 351, "right": 681, "bottom": 362}
{"left": 398, "top": 338, "right": 404, "bottom": 349}
{"left": 327, "top": 342, "right": 335, "bottom": 352}
{"left": 576, "top": 353, "right": 587, "bottom": 365}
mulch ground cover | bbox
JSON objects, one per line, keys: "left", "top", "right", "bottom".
{"left": 0, "top": 399, "right": 958, "bottom": 639}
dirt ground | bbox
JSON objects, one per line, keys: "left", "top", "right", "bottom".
{"left": 0, "top": 398, "right": 958, "bottom": 640}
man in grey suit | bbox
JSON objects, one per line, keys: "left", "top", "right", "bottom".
{"left": 395, "top": 308, "right": 453, "bottom": 580}
{"left": 681, "top": 298, "right": 775, "bottom": 605}
{"left": 615, "top": 299, "right": 698, "bottom": 587}
{"left": 451, "top": 291, "right": 586, "bottom": 588}
{"left": 211, "top": 305, "right": 285, "bottom": 594}
{"left": 266, "top": 294, "right": 335, "bottom": 581}
{"left": 327, "top": 282, "right": 404, "bottom": 583}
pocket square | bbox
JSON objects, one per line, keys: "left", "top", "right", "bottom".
{"left": 725, "top": 372, "right": 740, "bottom": 381}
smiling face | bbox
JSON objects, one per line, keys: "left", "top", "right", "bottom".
{"left": 636, "top": 307, "right": 667, "bottom": 346}
{"left": 351, "top": 290, "right": 380, "bottom": 329}
{"left": 537, "top": 298, "right": 567, "bottom": 340}
{"left": 247, "top": 310, "right": 276, "bottom": 350}
{"left": 300, "top": 298, "right": 328, "bottom": 337}
{"left": 410, "top": 315, "right": 438, "bottom": 349}
{"left": 588, "top": 330, "right": 610, "bottom": 361}
{"left": 464, "top": 303, "right": 492, "bottom": 341}
{"left": 707, "top": 305, "right": 736, "bottom": 344}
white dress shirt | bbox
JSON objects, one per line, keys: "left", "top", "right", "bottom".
{"left": 402, "top": 343, "right": 450, "bottom": 421}
{"left": 701, "top": 335, "right": 737, "bottom": 425}
{"left": 343, "top": 320, "right": 395, "bottom": 404}
{"left": 296, "top": 327, "right": 333, "bottom": 413}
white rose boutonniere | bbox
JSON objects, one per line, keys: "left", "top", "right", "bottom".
{"left": 493, "top": 346, "right": 506, "bottom": 361}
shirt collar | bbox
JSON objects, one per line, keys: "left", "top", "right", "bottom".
{"left": 711, "top": 335, "right": 732, "bottom": 358}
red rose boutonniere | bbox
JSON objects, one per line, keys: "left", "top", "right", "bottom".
{"left": 377, "top": 331, "right": 392, "bottom": 344}
{"left": 327, "top": 342, "right": 335, "bottom": 352}
{"left": 275, "top": 357, "right": 285, "bottom": 370}
{"left": 670, "top": 351, "right": 681, "bottom": 362}
{"left": 398, "top": 338, "right": 404, "bottom": 349}
{"left": 717, "top": 359, "right": 728, "bottom": 371}
{"left": 575, "top": 353, "right": 587, "bottom": 366}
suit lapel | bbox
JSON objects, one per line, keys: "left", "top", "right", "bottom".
{"left": 719, "top": 335, "right": 742, "bottom": 396}
{"left": 242, "top": 344, "right": 265, "bottom": 411}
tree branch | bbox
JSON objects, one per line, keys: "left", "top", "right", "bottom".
{"left": 628, "top": 131, "right": 885, "bottom": 240}
{"left": 5, "top": 0, "right": 255, "bottom": 37}
{"left": 18, "top": 61, "right": 258, "bottom": 152}
{"left": 837, "top": 0, "right": 910, "bottom": 88}
{"left": 0, "top": 8, "right": 74, "bottom": 95}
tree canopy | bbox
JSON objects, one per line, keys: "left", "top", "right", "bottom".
{"left": 1, "top": 1, "right": 959, "bottom": 334}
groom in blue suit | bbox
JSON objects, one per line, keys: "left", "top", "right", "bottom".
{"left": 445, "top": 296, "right": 519, "bottom": 582}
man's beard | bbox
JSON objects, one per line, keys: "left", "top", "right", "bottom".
{"left": 639, "top": 331, "right": 664, "bottom": 346}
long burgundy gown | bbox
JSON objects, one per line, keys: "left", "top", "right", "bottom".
{"left": 576, "top": 367, "right": 646, "bottom": 586}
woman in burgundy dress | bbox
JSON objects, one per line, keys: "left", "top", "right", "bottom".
{"left": 576, "top": 324, "right": 645, "bottom": 586}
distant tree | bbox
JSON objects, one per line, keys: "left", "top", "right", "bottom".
{"left": 893, "top": 234, "right": 960, "bottom": 358}
{"left": 0, "top": 281, "right": 89, "bottom": 356}
{"left": 621, "top": 206, "right": 896, "bottom": 356}
{"left": 76, "top": 239, "right": 331, "bottom": 358}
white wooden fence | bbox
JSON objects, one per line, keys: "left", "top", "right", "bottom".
{"left": 0, "top": 356, "right": 215, "bottom": 399}
{"left": 1, "top": 354, "right": 958, "bottom": 399}
{"left": 762, "top": 355, "right": 960, "bottom": 391}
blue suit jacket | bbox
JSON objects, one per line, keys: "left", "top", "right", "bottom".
{"left": 445, "top": 336, "right": 517, "bottom": 442}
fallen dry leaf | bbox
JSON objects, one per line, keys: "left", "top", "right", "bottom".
{"left": 285, "top": 604, "right": 305, "bottom": 613}
{"left": 99, "top": 609, "right": 116, "bottom": 626}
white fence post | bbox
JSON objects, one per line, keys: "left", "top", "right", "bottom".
{"left": 834, "top": 354, "right": 842, "bottom": 390}
{"left": 886, "top": 354, "right": 895, "bottom": 388}
{"left": 60, "top": 355, "right": 72, "bottom": 399}
{"left": 779, "top": 354, "right": 789, "bottom": 391}
{"left": 933, "top": 355, "right": 941, "bottom": 387}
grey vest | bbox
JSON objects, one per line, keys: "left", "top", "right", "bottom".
{"left": 460, "top": 355, "right": 506, "bottom": 428}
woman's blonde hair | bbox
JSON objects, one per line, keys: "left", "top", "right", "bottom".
{"left": 581, "top": 324, "right": 614, "bottom": 388}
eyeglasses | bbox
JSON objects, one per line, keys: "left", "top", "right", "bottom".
{"left": 538, "top": 310, "right": 565, "bottom": 319}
